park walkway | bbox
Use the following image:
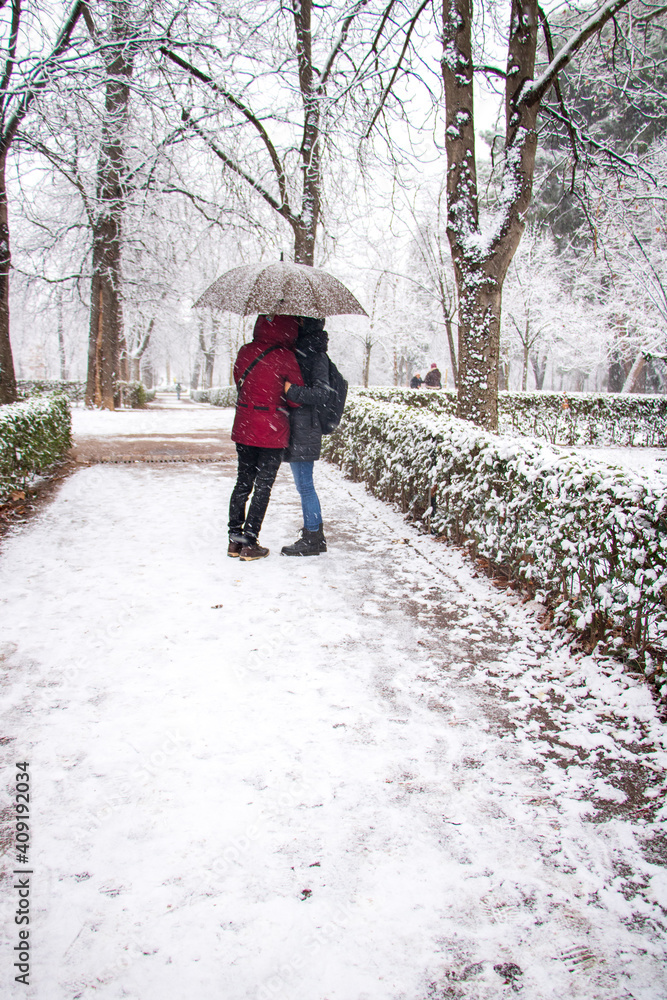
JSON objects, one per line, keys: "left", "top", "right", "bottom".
{"left": 0, "top": 398, "right": 666, "bottom": 1000}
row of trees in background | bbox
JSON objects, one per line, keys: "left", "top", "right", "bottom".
{"left": 0, "top": 1, "right": 665, "bottom": 428}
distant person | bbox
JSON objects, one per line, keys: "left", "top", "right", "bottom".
{"left": 281, "top": 317, "right": 331, "bottom": 557}
{"left": 410, "top": 372, "right": 423, "bottom": 388}
{"left": 424, "top": 362, "right": 442, "bottom": 389}
{"left": 228, "top": 315, "right": 303, "bottom": 561}
{"left": 175, "top": 381, "right": 182, "bottom": 400}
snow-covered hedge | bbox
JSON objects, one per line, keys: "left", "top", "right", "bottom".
{"left": 0, "top": 395, "right": 72, "bottom": 497}
{"left": 192, "top": 386, "right": 237, "bottom": 406}
{"left": 115, "top": 381, "right": 157, "bottom": 408}
{"left": 17, "top": 379, "right": 86, "bottom": 403}
{"left": 324, "top": 397, "right": 667, "bottom": 696}
{"left": 16, "top": 379, "right": 156, "bottom": 407}
{"left": 354, "top": 387, "right": 667, "bottom": 447}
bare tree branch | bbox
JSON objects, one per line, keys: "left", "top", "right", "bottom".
{"left": 1, "top": 0, "right": 91, "bottom": 153}
{"left": 181, "top": 109, "right": 294, "bottom": 224}
{"left": 0, "top": 0, "right": 21, "bottom": 123}
{"left": 537, "top": 4, "right": 579, "bottom": 190}
{"left": 160, "top": 46, "right": 289, "bottom": 211}
{"left": 523, "top": 0, "right": 634, "bottom": 107}
{"left": 364, "top": 0, "right": 431, "bottom": 139}
{"left": 320, "top": 0, "right": 370, "bottom": 89}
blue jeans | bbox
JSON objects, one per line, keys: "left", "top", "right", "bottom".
{"left": 290, "top": 462, "right": 322, "bottom": 530}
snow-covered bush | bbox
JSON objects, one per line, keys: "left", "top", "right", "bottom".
{"left": 324, "top": 397, "right": 667, "bottom": 696}
{"left": 192, "top": 386, "right": 237, "bottom": 406}
{"left": 500, "top": 391, "right": 667, "bottom": 447}
{"left": 353, "top": 387, "right": 667, "bottom": 447}
{"left": 0, "top": 395, "right": 72, "bottom": 498}
{"left": 17, "top": 379, "right": 86, "bottom": 403}
{"left": 116, "top": 381, "right": 149, "bottom": 408}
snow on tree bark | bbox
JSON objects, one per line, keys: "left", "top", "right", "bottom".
{"left": 0, "top": 151, "right": 16, "bottom": 404}
{"left": 441, "top": 0, "right": 633, "bottom": 429}
{"left": 85, "top": 2, "right": 134, "bottom": 410}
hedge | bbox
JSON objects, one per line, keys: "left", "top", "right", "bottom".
{"left": 324, "top": 396, "right": 667, "bottom": 699}
{"left": 17, "top": 379, "right": 86, "bottom": 403}
{"left": 115, "top": 381, "right": 156, "bottom": 408}
{"left": 17, "top": 379, "right": 156, "bottom": 408}
{"left": 0, "top": 395, "right": 72, "bottom": 498}
{"left": 192, "top": 386, "right": 237, "bottom": 406}
{"left": 354, "top": 387, "right": 667, "bottom": 447}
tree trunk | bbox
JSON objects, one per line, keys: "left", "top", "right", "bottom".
{"left": 622, "top": 352, "right": 646, "bottom": 393}
{"left": 522, "top": 328, "right": 530, "bottom": 390}
{"left": 442, "top": 0, "right": 542, "bottom": 430}
{"left": 127, "top": 316, "right": 155, "bottom": 384}
{"left": 293, "top": 219, "right": 317, "bottom": 266}
{"left": 84, "top": 2, "right": 133, "bottom": 409}
{"left": 499, "top": 357, "right": 509, "bottom": 391}
{"left": 362, "top": 339, "right": 372, "bottom": 387}
{"left": 443, "top": 310, "right": 458, "bottom": 388}
{"left": 199, "top": 317, "right": 218, "bottom": 389}
{"left": 530, "top": 352, "right": 547, "bottom": 389}
{"left": 118, "top": 333, "right": 129, "bottom": 381}
{"left": 86, "top": 232, "right": 124, "bottom": 408}
{"left": 56, "top": 289, "right": 67, "bottom": 380}
{"left": 455, "top": 273, "right": 503, "bottom": 426}
{"left": 292, "top": 1, "right": 320, "bottom": 267}
{"left": 0, "top": 1, "right": 89, "bottom": 404}
{"left": 203, "top": 351, "right": 215, "bottom": 389}
{"left": 0, "top": 151, "right": 17, "bottom": 404}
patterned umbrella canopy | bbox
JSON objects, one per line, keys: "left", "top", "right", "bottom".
{"left": 194, "top": 261, "right": 367, "bottom": 318}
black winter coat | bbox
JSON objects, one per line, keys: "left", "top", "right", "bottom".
{"left": 284, "top": 329, "right": 331, "bottom": 463}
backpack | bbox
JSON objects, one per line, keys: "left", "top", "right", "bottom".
{"left": 317, "top": 356, "right": 348, "bottom": 434}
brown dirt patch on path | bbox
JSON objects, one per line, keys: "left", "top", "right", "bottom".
{"left": 70, "top": 430, "right": 237, "bottom": 464}
{"left": 1, "top": 417, "right": 238, "bottom": 539}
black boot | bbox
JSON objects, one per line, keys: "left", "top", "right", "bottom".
{"left": 281, "top": 525, "right": 327, "bottom": 557}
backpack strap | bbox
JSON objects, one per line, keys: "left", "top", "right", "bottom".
{"left": 236, "top": 344, "right": 282, "bottom": 401}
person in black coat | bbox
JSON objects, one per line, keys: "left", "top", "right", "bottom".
{"left": 410, "top": 373, "right": 423, "bottom": 388}
{"left": 281, "top": 317, "right": 331, "bottom": 556}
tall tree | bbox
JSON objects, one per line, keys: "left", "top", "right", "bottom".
{"left": 160, "top": 1, "right": 374, "bottom": 266}
{"left": 0, "top": 0, "right": 91, "bottom": 404}
{"left": 85, "top": 0, "right": 134, "bottom": 409}
{"left": 441, "top": 0, "right": 636, "bottom": 428}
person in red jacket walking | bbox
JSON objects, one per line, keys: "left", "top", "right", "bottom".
{"left": 228, "top": 314, "right": 304, "bottom": 561}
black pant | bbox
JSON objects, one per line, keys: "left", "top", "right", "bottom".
{"left": 228, "top": 443, "right": 283, "bottom": 541}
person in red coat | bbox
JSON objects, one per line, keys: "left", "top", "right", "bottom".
{"left": 228, "top": 314, "right": 304, "bottom": 561}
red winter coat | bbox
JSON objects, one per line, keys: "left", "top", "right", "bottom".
{"left": 231, "top": 315, "right": 304, "bottom": 449}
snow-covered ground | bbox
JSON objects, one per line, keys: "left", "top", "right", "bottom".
{"left": 564, "top": 446, "right": 667, "bottom": 483}
{"left": 0, "top": 406, "right": 666, "bottom": 999}
{"left": 71, "top": 397, "right": 235, "bottom": 438}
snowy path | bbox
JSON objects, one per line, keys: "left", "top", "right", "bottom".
{"left": 0, "top": 414, "right": 666, "bottom": 999}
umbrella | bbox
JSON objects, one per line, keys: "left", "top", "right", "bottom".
{"left": 194, "top": 261, "right": 367, "bottom": 318}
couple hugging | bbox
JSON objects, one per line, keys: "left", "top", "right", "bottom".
{"left": 227, "top": 314, "right": 331, "bottom": 562}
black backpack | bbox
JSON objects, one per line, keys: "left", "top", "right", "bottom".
{"left": 317, "top": 356, "right": 348, "bottom": 434}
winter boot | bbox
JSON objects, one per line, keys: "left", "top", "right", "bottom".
{"left": 281, "top": 525, "right": 327, "bottom": 557}
{"left": 239, "top": 540, "right": 270, "bottom": 561}
{"left": 227, "top": 540, "right": 244, "bottom": 557}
